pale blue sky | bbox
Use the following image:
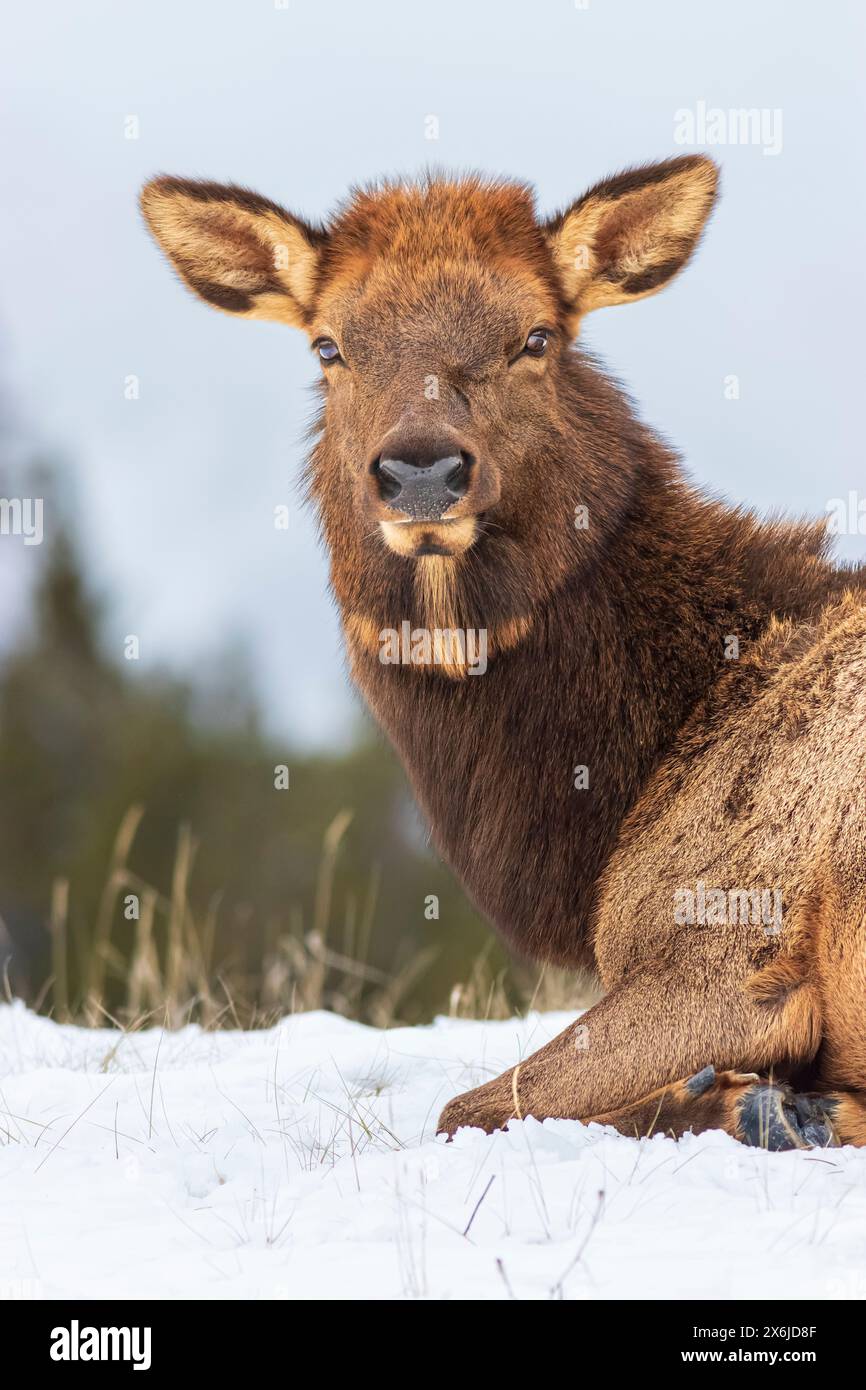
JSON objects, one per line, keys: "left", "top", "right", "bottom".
{"left": 1, "top": 0, "right": 864, "bottom": 746}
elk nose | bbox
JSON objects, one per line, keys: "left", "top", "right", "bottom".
{"left": 374, "top": 452, "right": 471, "bottom": 520}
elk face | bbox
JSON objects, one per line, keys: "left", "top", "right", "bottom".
{"left": 141, "top": 160, "right": 717, "bottom": 641}
{"left": 306, "top": 213, "right": 564, "bottom": 563}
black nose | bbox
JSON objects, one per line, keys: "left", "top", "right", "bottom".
{"left": 374, "top": 450, "right": 471, "bottom": 520}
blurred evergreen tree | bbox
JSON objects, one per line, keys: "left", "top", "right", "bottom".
{"left": 0, "top": 525, "right": 499, "bottom": 1019}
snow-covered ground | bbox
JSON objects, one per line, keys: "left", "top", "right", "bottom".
{"left": 1, "top": 1002, "right": 865, "bottom": 1301}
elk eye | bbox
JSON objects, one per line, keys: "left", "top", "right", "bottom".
{"left": 315, "top": 338, "right": 342, "bottom": 365}
{"left": 524, "top": 328, "right": 549, "bottom": 357}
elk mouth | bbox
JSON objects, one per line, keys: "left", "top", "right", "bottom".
{"left": 379, "top": 514, "right": 481, "bottom": 559}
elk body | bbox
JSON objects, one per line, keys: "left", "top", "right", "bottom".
{"left": 142, "top": 158, "right": 866, "bottom": 1149}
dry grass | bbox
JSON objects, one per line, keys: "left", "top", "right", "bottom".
{"left": 17, "top": 805, "right": 601, "bottom": 1034}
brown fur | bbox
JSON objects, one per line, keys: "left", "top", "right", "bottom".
{"left": 141, "top": 157, "right": 866, "bottom": 1147}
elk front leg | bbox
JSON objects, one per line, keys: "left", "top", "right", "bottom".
{"left": 437, "top": 938, "right": 820, "bottom": 1137}
{"left": 587, "top": 1067, "right": 843, "bottom": 1149}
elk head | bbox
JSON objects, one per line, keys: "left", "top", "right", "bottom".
{"left": 141, "top": 158, "right": 718, "bottom": 667}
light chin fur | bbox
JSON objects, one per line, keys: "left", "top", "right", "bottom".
{"left": 379, "top": 516, "right": 478, "bottom": 558}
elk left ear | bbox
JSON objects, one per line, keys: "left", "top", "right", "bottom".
{"left": 140, "top": 176, "right": 324, "bottom": 327}
{"left": 544, "top": 156, "right": 719, "bottom": 327}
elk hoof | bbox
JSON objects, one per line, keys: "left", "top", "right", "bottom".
{"left": 737, "top": 1080, "right": 839, "bottom": 1151}
{"left": 685, "top": 1064, "right": 717, "bottom": 1096}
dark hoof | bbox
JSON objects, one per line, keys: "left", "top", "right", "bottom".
{"left": 685, "top": 1064, "right": 716, "bottom": 1097}
{"left": 792, "top": 1093, "right": 839, "bottom": 1148}
{"left": 737, "top": 1081, "right": 838, "bottom": 1151}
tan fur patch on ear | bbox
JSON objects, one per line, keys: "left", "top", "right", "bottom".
{"left": 546, "top": 156, "right": 719, "bottom": 325}
{"left": 140, "top": 177, "right": 322, "bottom": 326}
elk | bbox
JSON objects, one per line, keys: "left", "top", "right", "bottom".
{"left": 142, "top": 157, "right": 866, "bottom": 1149}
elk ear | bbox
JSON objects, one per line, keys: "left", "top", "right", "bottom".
{"left": 544, "top": 156, "right": 719, "bottom": 327}
{"left": 140, "top": 176, "right": 324, "bottom": 327}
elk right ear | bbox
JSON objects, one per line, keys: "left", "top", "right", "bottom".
{"left": 544, "top": 155, "right": 719, "bottom": 330}
{"left": 140, "top": 176, "right": 324, "bottom": 327}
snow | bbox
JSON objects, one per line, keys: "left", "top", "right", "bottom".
{"left": 2, "top": 1002, "right": 865, "bottom": 1301}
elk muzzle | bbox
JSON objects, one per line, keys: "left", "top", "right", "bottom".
{"left": 369, "top": 428, "right": 500, "bottom": 559}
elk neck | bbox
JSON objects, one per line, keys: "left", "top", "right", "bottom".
{"left": 336, "top": 400, "right": 840, "bottom": 968}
